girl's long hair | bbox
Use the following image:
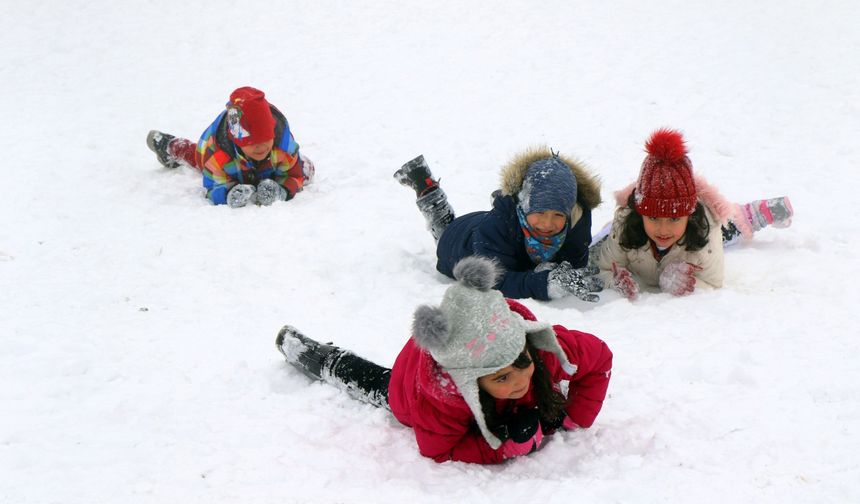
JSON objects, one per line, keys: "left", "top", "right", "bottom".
{"left": 619, "top": 192, "right": 710, "bottom": 251}
{"left": 479, "top": 341, "right": 567, "bottom": 434}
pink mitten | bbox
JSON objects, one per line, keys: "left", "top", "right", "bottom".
{"left": 501, "top": 423, "right": 544, "bottom": 459}
{"left": 611, "top": 262, "right": 639, "bottom": 300}
{"left": 562, "top": 416, "right": 580, "bottom": 430}
{"left": 497, "top": 409, "right": 545, "bottom": 459}
{"left": 659, "top": 261, "right": 702, "bottom": 296}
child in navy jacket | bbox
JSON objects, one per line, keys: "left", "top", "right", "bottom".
{"left": 394, "top": 148, "right": 603, "bottom": 302}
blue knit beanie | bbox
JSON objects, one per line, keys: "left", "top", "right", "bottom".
{"left": 517, "top": 157, "right": 578, "bottom": 216}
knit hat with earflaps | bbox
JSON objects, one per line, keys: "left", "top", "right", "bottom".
{"left": 225, "top": 86, "right": 276, "bottom": 147}
{"left": 518, "top": 156, "right": 578, "bottom": 218}
{"left": 634, "top": 128, "right": 697, "bottom": 218}
{"left": 411, "top": 256, "right": 576, "bottom": 449}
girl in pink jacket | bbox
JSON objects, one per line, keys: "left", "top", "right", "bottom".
{"left": 276, "top": 256, "right": 613, "bottom": 464}
{"left": 591, "top": 128, "right": 794, "bottom": 299}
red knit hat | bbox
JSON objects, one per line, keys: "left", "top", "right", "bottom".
{"left": 225, "top": 87, "right": 276, "bottom": 147}
{"left": 634, "top": 128, "right": 697, "bottom": 218}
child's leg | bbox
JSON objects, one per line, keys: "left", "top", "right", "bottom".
{"left": 325, "top": 352, "right": 391, "bottom": 409}
{"left": 416, "top": 188, "right": 456, "bottom": 241}
{"left": 741, "top": 197, "right": 793, "bottom": 230}
{"left": 276, "top": 325, "right": 391, "bottom": 409}
{"left": 394, "top": 155, "right": 456, "bottom": 242}
{"left": 168, "top": 138, "right": 200, "bottom": 169}
{"left": 723, "top": 196, "right": 794, "bottom": 247}
{"left": 299, "top": 153, "right": 315, "bottom": 184}
{"left": 146, "top": 130, "right": 199, "bottom": 169}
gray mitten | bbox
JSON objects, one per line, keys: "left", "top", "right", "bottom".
{"left": 256, "top": 179, "right": 288, "bottom": 206}
{"left": 227, "top": 184, "right": 257, "bottom": 208}
{"left": 533, "top": 261, "right": 558, "bottom": 273}
{"left": 547, "top": 262, "right": 603, "bottom": 302}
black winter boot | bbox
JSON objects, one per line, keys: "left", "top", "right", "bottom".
{"left": 416, "top": 187, "right": 456, "bottom": 241}
{"left": 276, "top": 325, "right": 339, "bottom": 381}
{"left": 276, "top": 325, "right": 393, "bottom": 409}
{"left": 146, "top": 130, "right": 180, "bottom": 168}
{"left": 721, "top": 220, "right": 744, "bottom": 247}
{"left": 394, "top": 155, "right": 439, "bottom": 197}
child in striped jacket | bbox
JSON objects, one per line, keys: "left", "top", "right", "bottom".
{"left": 146, "top": 86, "right": 314, "bottom": 207}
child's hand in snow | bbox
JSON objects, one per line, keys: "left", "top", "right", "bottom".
{"left": 255, "top": 179, "right": 287, "bottom": 206}
{"left": 547, "top": 262, "right": 603, "bottom": 302}
{"left": 611, "top": 262, "right": 639, "bottom": 300}
{"left": 227, "top": 184, "right": 256, "bottom": 208}
{"left": 496, "top": 408, "right": 545, "bottom": 459}
{"left": 659, "top": 261, "right": 702, "bottom": 296}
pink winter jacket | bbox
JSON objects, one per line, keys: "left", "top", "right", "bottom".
{"left": 387, "top": 299, "right": 613, "bottom": 464}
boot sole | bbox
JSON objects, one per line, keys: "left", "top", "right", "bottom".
{"left": 146, "top": 130, "right": 180, "bottom": 168}
{"left": 393, "top": 154, "right": 428, "bottom": 184}
{"left": 276, "top": 324, "right": 297, "bottom": 356}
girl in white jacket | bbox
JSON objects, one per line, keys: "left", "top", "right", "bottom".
{"left": 591, "top": 128, "right": 793, "bottom": 299}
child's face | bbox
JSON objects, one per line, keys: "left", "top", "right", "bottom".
{"left": 642, "top": 215, "right": 689, "bottom": 248}
{"left": 240, "top": 139, "right": 275, "bottom": 161}
{"left": 477, "top": 351, "right": 535, "bottom": 400}
{"left": 526, "top": 210, "right": 567, "bottom": 238}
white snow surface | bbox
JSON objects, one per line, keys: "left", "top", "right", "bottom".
{"left": 2, "top": 1, "right": 859, "bottom": 503}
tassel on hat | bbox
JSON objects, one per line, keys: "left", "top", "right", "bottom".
{"left": 634, "top": 128, "right": 698, "bottom": 218}
{"left": 412, "top": 256, "right": 575, "bottom": 449}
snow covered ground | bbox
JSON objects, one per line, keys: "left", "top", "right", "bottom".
{"left": 2, "top": 1, "right": 859, "bottom": 502}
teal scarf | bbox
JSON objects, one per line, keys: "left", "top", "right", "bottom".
{"left": 516, "top": 207, "right": 568, "bottom": 264}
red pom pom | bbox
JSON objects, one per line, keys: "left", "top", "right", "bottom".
{"left": 645, "top": 128, "right": 688, "bottom": 163}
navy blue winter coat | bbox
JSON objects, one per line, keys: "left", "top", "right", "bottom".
{"left": 435, "top": 147, "right": 602, "bottom": 301}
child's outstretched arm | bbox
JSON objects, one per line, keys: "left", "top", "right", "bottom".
{"left": 691, "top": 213, "right": 725, "bottom": 288}
{"left": 411, "top": 408, "right": 509, "bottom": 464}
{"left": 592, "top": 210, "right": 630, "bottom": 288}
{"left": 270, "top": 133, "right": 306, "bottom": 199}
{"left": 553, "top": 327, "right": 613, "bottom": 428}
{"left": 200, "top": 151, "right": 236, "bottom": 205}
{"left": 470, "top": 218, "right": 563, "bottom": 301}
{"left": 471, "top": 246, "right": 554, "bottom": 300}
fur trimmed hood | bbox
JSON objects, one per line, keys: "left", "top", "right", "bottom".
{"left": 614, "top": 174, "right": 752, "bottom": 238}
{"left": 498, "top": 146, "right": 602, "bottom": 211}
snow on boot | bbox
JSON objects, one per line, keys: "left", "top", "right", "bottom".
{"left": 742, "top": 196, "right": 794, "bottom": 232}
{"left": 146, "top": 130, "right": 180, "bottom": 168}
{"left": 300, "top": 153, "right": 315, "bottom": 185}
{"left": 394, "top": 155, "right": 439, "bottom": 197}
{"left": 276, "top": 325, "right": 339, "bottom": 381}
{"left": 721, "top": 220, "right": 744, "bottom": 247}
{"left": 416, "top": 186, "right": 456, "bottom": 241}
{"left": 276, "top": 326, "right": 392, "bottom": 408}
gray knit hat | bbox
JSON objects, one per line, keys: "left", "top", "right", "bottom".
{"left": 518, "top": 156, "right": 578, "bottom": 218}
{"left": 411, "top": 256, "right": 576, "bottom": 449}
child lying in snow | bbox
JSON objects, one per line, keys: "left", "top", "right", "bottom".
{"left": 393, "top": 148, "right": 604, "bottom": 302}
{"left": 146, "top": 86, "right": 314, "bottom": 207}
{"left": 591, "top": 128, "right": 794, "bottom": 299}
{"left": 276, "top": 256, "right": 613, "bottom": 464}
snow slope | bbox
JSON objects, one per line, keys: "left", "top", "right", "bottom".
{"left": 2, "top": 1, "right": 859, "bottom": 502}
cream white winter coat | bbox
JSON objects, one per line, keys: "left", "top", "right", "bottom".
{"left": 592, "top": 176, "right": 745, "bottom": 291}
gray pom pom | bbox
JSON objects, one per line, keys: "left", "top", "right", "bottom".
{"left": 412, "top": 305, "right": 449, "bottom": 351}
{"left": 452, "top": 256, "right": 502, "bottom": 291}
